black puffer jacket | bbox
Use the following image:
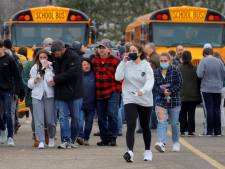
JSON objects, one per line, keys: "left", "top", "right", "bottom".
{"left": 53, "top": 48, "right": 83, "bottom": 101}
{"left": 0, "top": 53, "right": 20, "bottom": 95}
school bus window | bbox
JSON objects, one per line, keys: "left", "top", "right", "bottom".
{"left": 152, "top": 23, "right": 224, "bottom": 47}
{"left": 21, "top": 27, "right": 35, "bottom": 38}
{"left": 11, "top": 23, "right": 87, "bottom": 47}
{"left": 42, "top": 27, "right": 63, "bottom": 40}
{"left": 63, "top": 27, "right": 84, "bottom": 43}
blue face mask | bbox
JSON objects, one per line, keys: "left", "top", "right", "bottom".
{"left": 160, "top": 63, "right": 169, "bottom": 69}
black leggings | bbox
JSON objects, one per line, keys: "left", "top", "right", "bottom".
{"left": 125, "top": 103, "right": 152, "bottom": 151}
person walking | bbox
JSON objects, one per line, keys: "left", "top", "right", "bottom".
{"left": 154, "top": 53, "right": 182, "bottom": 153}
{"left": 28, "top": 49, "right": 56, "bottom": 149}
{"left": 77, "top": 58, "right": 95, "bottom": 145}
{"left": 50, "top": 40, "right": 83, "bottom": 149}
{"left": 92, "top": 39, "right": 121, "bottom": 146}
{"left": 22, "top": 47, "right": 42, "bottom": 147}
{"left": 0, "top": 40, "right": 20, "bottom": 146}
{"left": 115, "top": 43, "right": 154, "bottom": 162}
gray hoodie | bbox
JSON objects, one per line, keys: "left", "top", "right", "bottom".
{"left": 197, "top": 55, "right": 225, "bottom": 93}
{"left": 115, "top": 60, "right": 154, "bottom": 107}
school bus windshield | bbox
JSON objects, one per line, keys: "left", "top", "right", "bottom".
{"left": 11, "top": 23, "right": 87, "bottom": 47}
{"left": 152, "top": 23, "right": 225, "bottom": 47}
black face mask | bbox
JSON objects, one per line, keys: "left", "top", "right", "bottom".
{"left": 128, "top": 53, "right": 138, "bottom": 61}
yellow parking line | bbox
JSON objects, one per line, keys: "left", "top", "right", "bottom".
{"left": 179, "top": 137, "right": 225, "bottom": 169}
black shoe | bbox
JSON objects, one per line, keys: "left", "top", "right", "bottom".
{"left": 214, "top": 133, "right": 222, "bottom": 137}
{"left": 118, "top": 133, "right": 123, "bottom": 136}
{"left": 180, "top": 132, "right": 186, "bottom": 137}
{"left": 136, "top": 129, "right": 143, "bottom": 134}
{"left": 109, "top": 140, "right": 117, "bottom": 146}
{"left": 188, "top": 132, "right": 195, "bottom": 137}
{"left": 94, "top": 132, "right": 100, "bottom": 136}
{"left": 96, "top": 141, "right": 109, "bottom": 146}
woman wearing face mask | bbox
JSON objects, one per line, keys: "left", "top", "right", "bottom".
{"left": 115, "top": 43, "right": 154, "bottom": 162}
{"left": 28, "top": 49, "right": 56, "bottom": 149}
{"left": 154, "top": 53, "right": 182, "bottom": 153}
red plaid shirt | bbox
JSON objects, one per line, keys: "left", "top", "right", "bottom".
{"left": 92, "top": 54, "right": 122, "bottom": 100}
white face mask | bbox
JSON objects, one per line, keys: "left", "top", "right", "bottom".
{"left": 40, "top": 59, "right": 49, "bottom": 69}
{"left": 40, "top": 59, "right": 46, "bottom": 65}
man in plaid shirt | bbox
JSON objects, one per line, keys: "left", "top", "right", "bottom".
{"left": 92, "top": 39, "right": 121, "bottom": 146}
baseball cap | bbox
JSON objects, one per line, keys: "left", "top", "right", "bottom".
{"left": 72, "top": 41, "right": 82, "bottom": 51}
{"left": 97, "top": 39, "right": 112, "bottom": 48}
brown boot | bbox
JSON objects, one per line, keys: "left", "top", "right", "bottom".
{"left": 45, "top": 129, "right": 49, "bottom": 145}
{"left": 33, "top": 134, "right": 39, "bottom": 147}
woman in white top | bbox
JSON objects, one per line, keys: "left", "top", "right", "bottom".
{"left": 28, "top": 49, "right": 56, "bottom": 149}
{"left": 115, "top": 43, "right": 154, "bottom": 162}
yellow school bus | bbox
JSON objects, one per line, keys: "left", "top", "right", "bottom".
{"left": 2, "top": 6, "right": 94, "bottom": 60}
{"left": 125, "top": 6, "right": 225, "bottom": 64}
{"left": 2, "top": 6, "right": 94, "bottom": 117}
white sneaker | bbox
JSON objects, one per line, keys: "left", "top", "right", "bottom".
{"left": 143, "top": 150, "right": 153, "bottom": 161}
{"left": 221, "top": 127, "right": 224, "bottom": 136}
{"left": 123, "top": 150, "right": 134, "bottom": 162}
{"left": 48, "top": 138, "right": 55, "bottom": 148}
{"left": 7, "top": 137, "right": 15, "bottom": 147}
{"left": 70, "top": 143, "right": 78, "bottom": 148}
{"left": 0, "top": 130, "right": 7, "bottom": 144}
{"left": 155, "top": 142, "right": 166, "bottom": 153}
{"left": 172, "top": 142, "right": 180, "bottom": 152}
{"left": 38, "top": 142, "right": 45, "bottom": 149}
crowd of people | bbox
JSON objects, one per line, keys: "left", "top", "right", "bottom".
{"left": 0, "top": 37, "right": 224, "bottom": 163}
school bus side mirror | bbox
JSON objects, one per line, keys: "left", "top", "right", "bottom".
{"left": 89, "top": 26, "right": 97, "bottom": 43}
{"left": 1, "top": 23, "right": 9, "bottom": 39}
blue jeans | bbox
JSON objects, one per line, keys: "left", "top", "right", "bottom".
{"left": 0, "top": 92, "right": 13, "bottom": 138}
{"left": 150, "top": 93, "right": 158, "bottom": 129}
{"left": 156, "top": 106, "right": 181, "bottom": 144}
{"left": 78, "top": 108, "right": 95, "bottom": 140}
{"left": 96, "top": 92, "right": 120, "bottom": 143}
{"left": 117, "top": 95, "right": 124, "bottom": 134}
{"left": 56, "top": 98, "right": 82, "bottom": 143}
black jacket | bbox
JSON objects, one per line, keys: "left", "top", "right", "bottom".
{"left": 0, "top": 53, "right": 20, "bottom": 95}
{"left": 53, "top": 48, "right": 83, "bottom": 101}
{"left": 179, "top": 64, "right": 201, "bottom": 102}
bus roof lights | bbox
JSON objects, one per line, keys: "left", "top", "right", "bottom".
{"left": 24, "top": 15, "right": 31, "bottom": 21}
{"left": 156, "top": 14, "right": 169, "bottom": 20}
{"left": 208, "top": 15, "right": 221, "bottom": 21}
{"left": 18, "top": 15, "right": 25, "bottom": 21}
{"left": 208, "top": 15, "right": 214, "bottom": 21}
{"left": 70, "top": 15, "right": 76, "bottom": 21}
{"left": 76, "top": 15, "right": 83, "bottom": 21}
{"left": 162, "top": 14, "right": 169, "bottom": 20}
{"left": 156, "top": 14, "right": 162, "bottom": 20}
{"left": 214, "top": 15, "right": 221, "bottom": 21}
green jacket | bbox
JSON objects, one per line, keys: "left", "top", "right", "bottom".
{"left": 179, "top": 64, "right": 201, "bottom": 102}
{"left": 22, "top": 60, "right": 35, "bottom": 107}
